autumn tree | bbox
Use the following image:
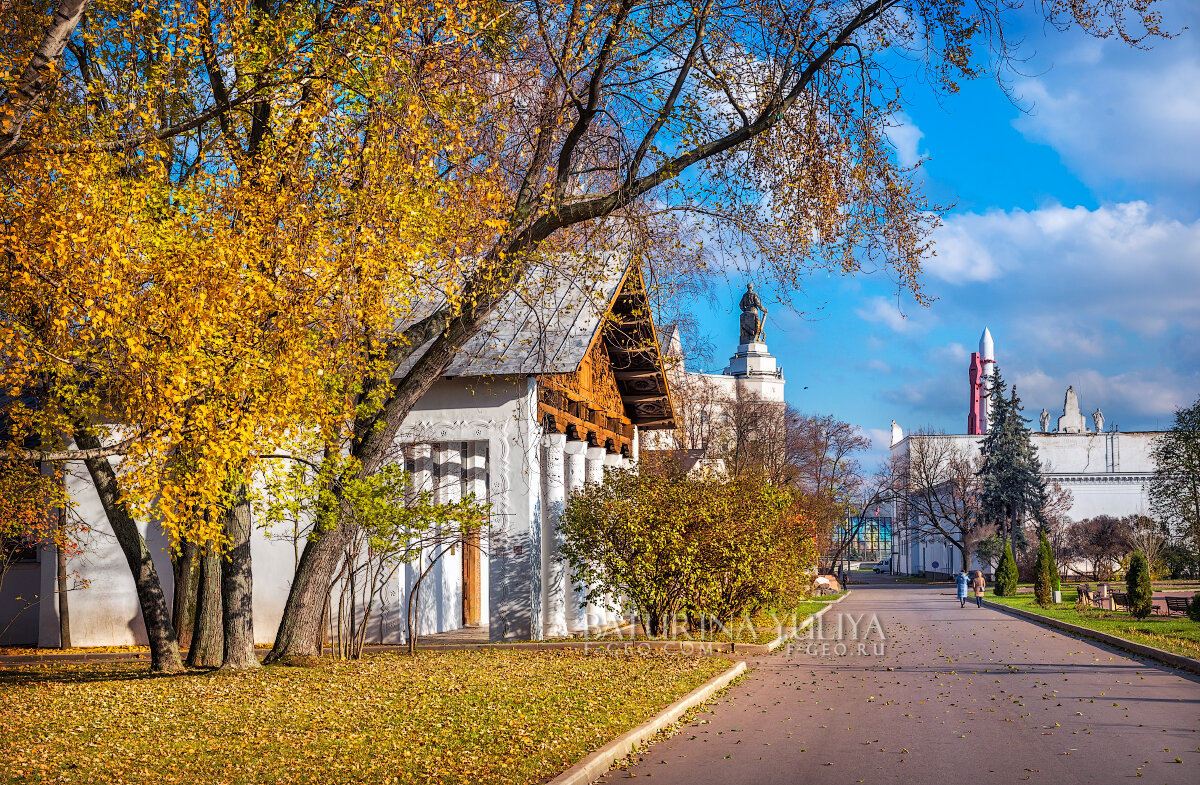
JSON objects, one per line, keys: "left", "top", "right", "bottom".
{"left": 559, "top": 468, "right": 814, "bottom": 635}
{"left": 2, "top": 0, "right": 506, "bottom": 669}
{"left": 896, "top": 432, "right": 985, "bottom": 573}
{"left": 1149, "top": 394, "right": 1200, "bottom": 577}
{"left": 1068, "top": 515, "right": 1131, "bottom": 581}
{"left": 2, "top": 0, "right": 1171, "bottom": 662}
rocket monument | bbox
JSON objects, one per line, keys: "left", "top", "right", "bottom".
{"left": 967, "top": 327, "right": 995, "bottom": 435}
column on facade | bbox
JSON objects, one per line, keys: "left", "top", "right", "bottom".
{"left": 540, "top": 433, "right": 569, "bottom": 639}
{"left": 562, "top": 441, "right": 589, "bottom": 635}
{"left": 408, "top": 443, "right": 437, "bottom": 636}
{"left": 601, "top": 452, "right": 626, "bottom": 628}
{"left": 584, "top": 445, "right": 608, "bottom": 633}
{"left": 436, "top": 443, "right": 463, "bottom": 633}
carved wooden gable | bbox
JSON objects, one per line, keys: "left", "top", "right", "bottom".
{"left": 537, "top": 265, "right": 675, "bottom": 454}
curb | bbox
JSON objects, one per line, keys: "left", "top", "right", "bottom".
{"left": 982, "top": 600, "right": 1200, "bottom": 678}
{"left": 547, "top": 659, "right": 747, "bottom": 785}
{"left": 765, "top": 590, "right": 852, "bottom": 652}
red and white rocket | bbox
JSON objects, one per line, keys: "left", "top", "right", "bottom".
{"left": 967, "top": 327, "right": 995, "bottom": 435}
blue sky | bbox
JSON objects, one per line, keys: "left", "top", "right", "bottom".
{"left": 687, "top": 4, "right": 1200, "bottom": 463}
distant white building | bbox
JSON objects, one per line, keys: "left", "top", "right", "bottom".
{"left": 643, "top": 284, "right": 785, "bottom": 472}
{"left": 888, "top": 328, "right": 1160, "bottom": 576}
{"left": 889, "top": 429, "right": 1158, "bottom": 577}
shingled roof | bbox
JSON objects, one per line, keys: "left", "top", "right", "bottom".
{"left": 445, "top": 251, "right": 628, "bottom": 376}
{"left": 399, "top": 253, "right": 676, "bottom": 430}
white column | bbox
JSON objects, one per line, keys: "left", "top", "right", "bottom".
{"left": 584, "top": 445, "right": 608, "bottom": 633}
{"left": 563, "top": 441, "right": 589, "bottom": 635}
{"left": 410, "top": 444, "right": 437, "bottom": 635}
{"left": 541, "top": 433, "right": 568, "bottom": 639}
{"left": 437, "top": 443, "right": 463, "bottom": 632}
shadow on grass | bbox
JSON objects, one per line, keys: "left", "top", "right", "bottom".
{"left": 0, "top": 663, "right": 237, "bottom": 687}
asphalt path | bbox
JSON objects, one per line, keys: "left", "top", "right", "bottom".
{"left": 600, "top": 574, "right": 1200, "bottom": 784}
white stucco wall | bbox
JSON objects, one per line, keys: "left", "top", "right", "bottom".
{"left": 889, "top": 431, "right": 1161, "bottom": 575}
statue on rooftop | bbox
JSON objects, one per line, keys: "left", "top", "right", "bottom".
{"left": 739, "top": 283, "right": 766, "bottom": 344}
{"left": 1092, "top": 408, "right": 1105, "bottom": 433}
{"left": 1039, "top": 408, "right": 1050, "bottom": 433}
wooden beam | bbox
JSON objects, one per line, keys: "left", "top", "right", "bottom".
{"left": 636, "top": 419, "right": 678, "bottom": 430}
{"left": 613, "top": 370, "right": 662, "bottom": 380}
{"left": 621, "top": 394, "right": 670, "bottom": 403}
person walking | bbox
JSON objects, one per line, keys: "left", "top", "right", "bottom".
{"left": 955, "top": 569, "right": 970, "bottom": 608}
{"left": 971, "top": 570, "right": 987, "bottom": 607}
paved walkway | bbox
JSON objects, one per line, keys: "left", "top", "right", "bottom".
{"left": 601, "top": 574, "right": 1200, "bottom": 784}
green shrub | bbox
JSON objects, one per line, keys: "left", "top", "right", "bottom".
{"left": 1126, "top": 550, "right": 1154, "bottom": 619}
{"left": 559, "top": 468, "right": 818, "bottom": 635}
{"left": 1188, "top": 592, "right": 1200, "bottom": 623}
{"left": 994, "top": 543, "right": 1019, "bottom": 597}
{"left": 1033, "top": 531, "right": 1054, "bottom": 607}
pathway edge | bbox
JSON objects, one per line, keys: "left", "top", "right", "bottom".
{"left": 546, "top": 659, "right": 748, "bottom": 785}
{"left": 982, "top": 600, "right": 1200, "bottom": 677}
{"left": 765, "top": 590, "right": 853, "bottom": 651}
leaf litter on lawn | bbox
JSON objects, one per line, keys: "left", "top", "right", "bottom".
{"left": 0, "top": 649, "right": 731, "bottom": 785}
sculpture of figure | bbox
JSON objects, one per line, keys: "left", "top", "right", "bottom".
{"left": 738, "top": 283, "right": 766, "bottom": 344}
{"left": 1092, "top": 408, "right": 1105, "bottom": 433}
{"left": 890, "top": 419, "right": 904, "bottom": 447}
{"left": 1057, "top": 385, "right": 1086, "bottom": 433}
{"left": 1039, "top": 408, "right": 1050, "bottom": 433}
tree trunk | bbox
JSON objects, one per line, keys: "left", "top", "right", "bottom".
{"left": 188, "top": 547, "right": 223, "bottom": 667}
{"left": 77, "top": 434, "right": 183, "bottom": 673}
{"left": 0, "top": 0, "right": 91, "bottom": 158}
{"left": 172, "top": 541, "right": 198, "bottom": 649}
{"left": 221, "top": 486, "right": 259, "bottom": 669}
{"left": 264, "top": 521, "right": 353, "bottom": 663}
{"left": 56, "top": 507, "right": 71, "bottom": 649}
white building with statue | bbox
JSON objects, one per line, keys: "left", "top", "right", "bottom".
{"left": 888, "top": 328, "right": 1160, "bottom": 578}
{"left": 643, "top": 284, "right": 786, "bottom": 471}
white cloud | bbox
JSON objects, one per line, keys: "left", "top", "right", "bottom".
{"left": 1014, "top": 367, "right": 1194, "bottom": 424}
{"left": 886, "top": 112, "right": 927, "bottom": 169}
{"left": 855, "top": 296, "right": 932, "bottom": 333}
{"left": 1010, "top": 17, "right": 1200, "bottom": 194}
{"left": 932, "top": 201, "right": 1200, "bottom": 337}
{"left": 928, "top": 342, "right": 969, "bottom": 365}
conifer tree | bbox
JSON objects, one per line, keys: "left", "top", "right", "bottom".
{"left": 978, "top": 369, "right": 1048, "bottom": 550}
{"left": 1126, "top": 550, "right": 1154, "bottom": 619}
{"left": 1034, "top": 530, "right": 1055, "bottom": 607}
{"left": 994, "top": 542, "right": 1019, "bottom": 597}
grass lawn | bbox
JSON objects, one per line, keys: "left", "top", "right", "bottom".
{"left": 0, "top": 649, "right": 732, "bottom": 785}
{"left": 988, "top": 592, "right": 1200, "bottom": 660}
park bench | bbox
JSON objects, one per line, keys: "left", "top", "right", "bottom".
{"left": 1078, "top": 584, "right": 1096, "bottom": 607}
{"left": 1164, "top": 596, "right": 1193, "bottom": 616}
{"left": 1111, "top": 591, "right": 1130, "bottom": 612}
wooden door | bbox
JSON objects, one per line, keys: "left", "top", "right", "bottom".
{"left": 462, "top": 527, "right": 481, "bottom": 626}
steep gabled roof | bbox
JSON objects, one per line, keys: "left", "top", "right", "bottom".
{"left": 445, "top": 251, "right": 627, "bottom": 376}
{"left": 398, "top": 253, "right": 676, "bottom": 429}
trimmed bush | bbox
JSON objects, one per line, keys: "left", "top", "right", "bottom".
{"left": 994, "top": 542, "right": 1019, "bottom": 597}
{"left": 1033, "top": 530, "right": 1054, "bottom": 607}
{"left": 1188, "top": 592, "right": 1200, "bottom": 623}
{"left": 1126, "top": 550, "right": 1154, "bottom": 619}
